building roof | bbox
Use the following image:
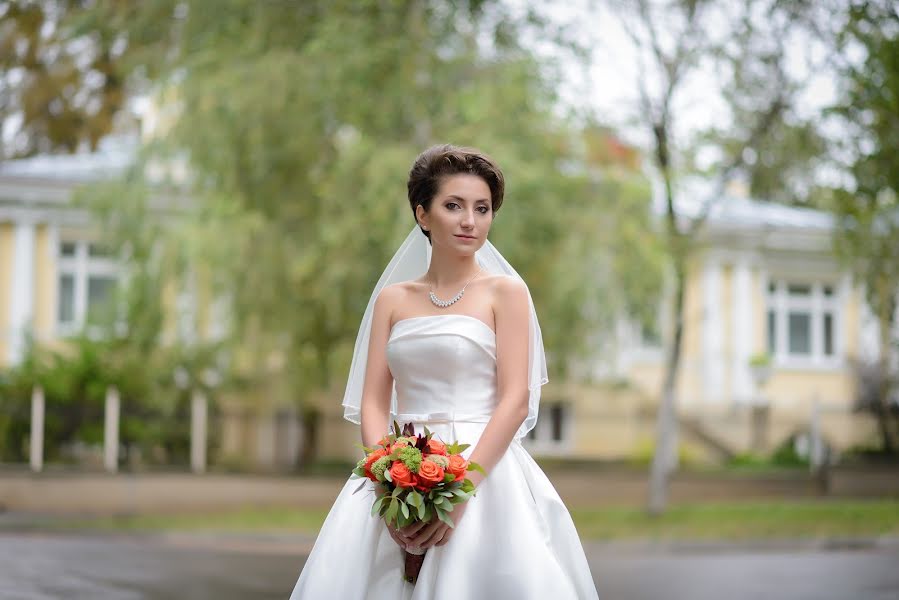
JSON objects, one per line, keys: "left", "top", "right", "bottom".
{"left": 653, "top": 176, "right": 834, "bottom": 233}
{"left": 702, "top": 194, "right": 834, "bottom": 231}
{"left": 0, "top": 135, "right": 137, "bottom": 182}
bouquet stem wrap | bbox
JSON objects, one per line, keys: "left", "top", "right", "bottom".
{"left": 403, "top": 546, "right": 427, "bottom": 583}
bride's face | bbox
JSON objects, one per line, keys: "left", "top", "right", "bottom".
{"left": 416, "top": 174, "right": 494, "bottom": 253}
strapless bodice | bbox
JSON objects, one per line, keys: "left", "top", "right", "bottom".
{"left": 386, "top": 314, "right": 497, "bottom": 423}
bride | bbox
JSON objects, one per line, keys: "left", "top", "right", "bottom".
{"left": 290, "top": 145, "right": 600, "bottom": 599}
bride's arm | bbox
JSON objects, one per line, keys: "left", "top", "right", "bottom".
{"left": 465, "top": 276, "right": 531, "bottom": 487}
{"left": 360, "top": 286, "right": 399, "bottom": 449}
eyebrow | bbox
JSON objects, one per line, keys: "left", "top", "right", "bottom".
{"left": 445, "top": 194, "right": 490, "bottom": 204}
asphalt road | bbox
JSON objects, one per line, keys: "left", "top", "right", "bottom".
{"left": 1, "top": 533, "right": 897, "bottom": 599}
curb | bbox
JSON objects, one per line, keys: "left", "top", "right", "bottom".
{"left": 3, "top": 523, "right": 898, "bottom": 557}
{"left": 582, "top": 535, "right": 899, "bottom": 555}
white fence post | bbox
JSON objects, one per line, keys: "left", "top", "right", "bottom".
{"left": 810, "top": 396, "right": 823, "bottom": 473}
{"left": 191, "top": 389, "right": 207, "bottom": 474}
{"left": 104, "top": 386, "right": 120, "bottom": 473}
{"left": 30, "top": 385, "right": 44, "bottom": 473}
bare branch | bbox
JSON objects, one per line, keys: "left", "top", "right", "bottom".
{"left": 616, "top": 6, "right": 658, "bottom": 124}
{"left": 686, "top": 84, "right": 788, "bottom": 237}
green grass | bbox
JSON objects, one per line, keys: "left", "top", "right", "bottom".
{"left": 52, "top": 499, "right": 899, "bottom": 542}
{"left": 571, "top": 499, "right": 899, "bottom": 541}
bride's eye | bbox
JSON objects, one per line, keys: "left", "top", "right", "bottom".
{"left": 446, "top": 202, "right": 459, "bottom": 210}
{"left": 477, "top": 206, "right": 489, "bottom": 214}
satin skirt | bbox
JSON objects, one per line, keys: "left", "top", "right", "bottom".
{"left": 288, "top": 421, "right": 600, "bottom": 599}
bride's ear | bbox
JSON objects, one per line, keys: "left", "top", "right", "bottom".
{"left": 415, "top": 204, "right": 429, "bottom": 231}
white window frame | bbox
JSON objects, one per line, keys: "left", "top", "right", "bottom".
{"left": 55, "top": 239, "right": 122, "bottom": 337}
{"left": 766, "top": 279, "right": 842, "bottom": 370}
{"left": 523, "top": 400, "right": 574, "bottom": 456}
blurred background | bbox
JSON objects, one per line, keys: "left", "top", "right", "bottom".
{"left": 0, "top": 1, "right": 897, "bottom": 598}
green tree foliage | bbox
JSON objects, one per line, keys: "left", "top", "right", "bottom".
{"left": 0, "top": 0, "right": 132, "bottom": 158}
{"left": 829, "top": 1, "right": 899, "bottom": 453}
{"left": 10, "top": 1, "right": 662, "bottom": 467}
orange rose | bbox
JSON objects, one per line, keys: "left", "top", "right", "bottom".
{"left": 416, "top": 459, "right": 445, "bottom": 490}
{"left": 447, "top": 454, "right": 468, "bottom": 482}
{"left": 364, "top": 448, "right": 388, "bottom": 482}
{"left": 425, "top": 438, "right": 447, "bottom": 456}
{"left": 388, "top": 461, "right": 417, "bottom": 488}
{"left": 376, "top": 435, "right": 391, "bottom": 448}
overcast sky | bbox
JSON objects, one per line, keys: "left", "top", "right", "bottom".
{"left": 4, "top": 0, "right": 847, "bottom": 177}
{"left": 525, "top": 0, "right": 843, "bottom": 169}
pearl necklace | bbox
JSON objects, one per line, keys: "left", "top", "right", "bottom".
{"left": 428, "top": 267, "right": 482, "bottom": 308}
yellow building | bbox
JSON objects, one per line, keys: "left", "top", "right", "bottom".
{"left": 0, "top": 144, "right": 882, "bottom": 468}
{"left": 0, "top": 139, "right": 131, "bottom": 365}
{"left": 524, "top": 188, "right": 882, "bottom": 464}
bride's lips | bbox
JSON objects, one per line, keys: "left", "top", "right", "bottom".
{"left": 455, "top": 234, "right": 476, "bottom": 241}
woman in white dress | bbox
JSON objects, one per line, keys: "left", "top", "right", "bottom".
{"left": 290, "top": 145, "right": 600, "bottom": 599}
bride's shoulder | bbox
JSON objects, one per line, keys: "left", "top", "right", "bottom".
{"left": 483, "top": 273, "right": 527, "bottom": 294}
{"left": 377, "top": 281, "right": 423, "bottom": 306}
{"left": 381, "top": 280, "right": 427, "bottom": 296}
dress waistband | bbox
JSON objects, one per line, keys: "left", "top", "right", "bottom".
{"left": 392, "top": 411, "right": 492, "bottom": 424}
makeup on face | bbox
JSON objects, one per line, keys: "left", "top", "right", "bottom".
{"left": 430, "top": 175, "right": 493, "bottom": 243}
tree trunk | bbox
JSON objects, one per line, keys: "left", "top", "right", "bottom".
{"left": 297, "top": 405, "right": 321, "bottom": 471}
{"left": 648, "top": 261, "right": 686, "bottom": 515}
{"left": 875, "top": 277, "right": 896, "bottom": 453}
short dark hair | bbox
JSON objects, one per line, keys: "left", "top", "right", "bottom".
{"left": 407, "top": 144, "right": 505, "bottom": 243}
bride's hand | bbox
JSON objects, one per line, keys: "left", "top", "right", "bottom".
{"left": 385, "top": 521, "right": 409, "bottom": 549}
{"left": 401, "top": 500, "right": 469, "bottom": 550}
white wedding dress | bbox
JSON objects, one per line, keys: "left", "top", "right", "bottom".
{"left": 289, "top": 314, "right": 600, "bottom": 599}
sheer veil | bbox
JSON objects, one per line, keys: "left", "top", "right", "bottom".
{"left": 341, "top": 225, "right": 548, "bottom": 439}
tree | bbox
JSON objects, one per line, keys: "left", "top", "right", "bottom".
{"left": 0, "top": 0, "right": 132, "bottom": 159}
{"left": 829, "top": 1, "right": 899, "bottom": 454}
{"left": 62, "top": 0, "right": 662, "bottom": 468}
{"left": 601, "top": 0, "right": 825, "bottom": 514}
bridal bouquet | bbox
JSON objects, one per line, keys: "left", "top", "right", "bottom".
{"left": 351, "top": 421, "right": 484, "bottom": 584}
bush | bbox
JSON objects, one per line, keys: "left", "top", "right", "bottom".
{"left": 0, "top": 335, "right": 224, "bottom": 469}
{"left": 629, "top": 438, "right": 698, "bottom": 468}
{"left": 771, "top": 436, "right": 811, "bottom": 467}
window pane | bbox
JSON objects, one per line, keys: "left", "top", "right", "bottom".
{"left": 788, "top": 312, "right": 811, "bottom": 355}
{"left": 824, "top": 312, "right": 834, "bottom": 356}
{"left": 86, "top": 276, "right": 116, "bottom": 323}
{"left": 88, "top": 243, "right": 113, "bottom": 257}
{"left": 823, "top": 285, "right": 834, "bottom": 297}
{"left": 58, "top": 274, "right": 75, "bottom": 323}
{"left": 767, "top": 310, "right": 776, "bottom": 354}
{"left": 767, "top": 282, "right": 777, "bottom": 294}
{"left": 788, "top": 284, "right": 811, "bottom": 296}
{"left": 60, "top": 242, "right": 77, "bottom": 257}
{"left": 550, "top": 404, "right": 564, "bottom": 442}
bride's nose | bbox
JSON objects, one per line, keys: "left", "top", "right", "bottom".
{"left": 461, "top": 210, "right": 474, "bottom": 228}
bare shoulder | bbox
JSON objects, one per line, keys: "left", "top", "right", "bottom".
{"left": 376, "top": 282, "right": 410, "bottom": 311}
{"left": 486, "top": 274, "right": 529, "bottom": 323}
{"left": 375, "top": 281, "right": 425, "bottom": 318}
{"left": 487, "top": 274, "right": 528, "bottom": 300}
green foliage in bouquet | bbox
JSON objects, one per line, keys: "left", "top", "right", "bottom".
{"left": 351, "top": 421, "right": 485, "bottom": 529}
